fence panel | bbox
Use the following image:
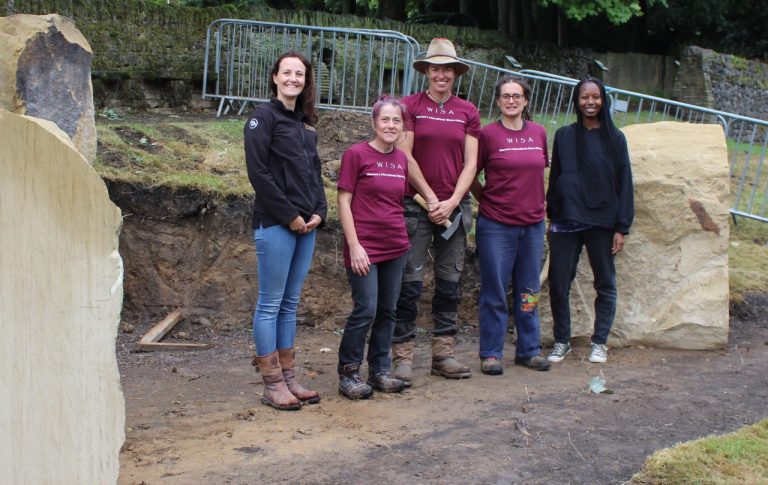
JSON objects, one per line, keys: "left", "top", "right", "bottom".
{"left": 203, "top": 19, "right": 419, "bottom": 116}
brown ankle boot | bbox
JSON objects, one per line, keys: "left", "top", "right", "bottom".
{"left": 391, "top": 341, "right": 415, "bottom": 387}
{"left": 252, "top": 352, "right": 301, "bottom": 411}
{"left": 278, "top": 348, "right": 320, "bottom": 404}
{"left": 431, "top": 335, "right": 472, "bottom": 379}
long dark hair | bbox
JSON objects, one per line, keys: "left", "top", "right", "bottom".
{"left": 572, "top": 76, "right": 622, "bottom": 167}
{"left": 494, "top": 75, "right": 532, "bottom": 121}
{"left": 269, "top": 51, "right": 318, "bottom": 126}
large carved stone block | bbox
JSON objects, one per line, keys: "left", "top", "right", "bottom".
{"left": 0, "top": 14, "right": 96, "bottom": 162}
{"left": 0, "top": 109, "right": 124, "bottom": 483}
{"left": 541, "top": 121, "right": 730, "bottom": 350}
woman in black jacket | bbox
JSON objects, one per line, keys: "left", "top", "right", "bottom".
{"left": 244, "top": 52, "right": 327, "bottom": 410}
{"left": 546, "top": 76, "right": 634, "bottom": 365}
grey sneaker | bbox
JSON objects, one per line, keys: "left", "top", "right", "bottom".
{"left": 547, "top": 342, "right": 572, "bottom": 362}
{"left": 589, "top": 343, "right": 608, "bottom": 363}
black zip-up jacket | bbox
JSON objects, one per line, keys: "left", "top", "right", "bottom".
{"left": 546, "top": 123, "right": 634, "bottom": 234}
{"left": 244, "top": 98, "right": 327, "bottom": 229}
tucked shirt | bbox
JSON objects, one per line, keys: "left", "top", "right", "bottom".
{"left": 244, "top": 98, "right": 327, "bottom": 229}
{"left": 477, "top": 120, "right": 549, "bottom": 226}
{"left": 338, "top": 142, "right": 410, "bottom": 266}
{"left": 401, "top": 92, "right": 481, "bottom": 200}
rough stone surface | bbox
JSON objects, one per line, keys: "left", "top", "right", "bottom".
{"left": 0, "top": 14, "right": 96, "bottom": 162}
{"left": 0, "top": 109, "right": 124, "bottom": 483}
{"left": 541, "top": 122, "right": 730, "bottom": 350}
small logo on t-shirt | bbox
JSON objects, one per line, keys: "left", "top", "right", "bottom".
{"left": 248, "top": 119, "right": 258, "bottom": 129}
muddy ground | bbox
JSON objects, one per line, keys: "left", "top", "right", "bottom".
{"left": 117, "top": 298, "right": 768, "bottom": 485}
{"left": 108, "top": 111, "right": 768, "bottom": 484}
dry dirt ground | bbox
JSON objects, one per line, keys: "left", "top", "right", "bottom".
{"left": 108, "top": 110, "right": 768, "bottom": 484}
{"left": 117, "top": 296, "right": 768, "bottom": 485}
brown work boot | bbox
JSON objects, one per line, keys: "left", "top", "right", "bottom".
{"left": 391, "top": 340, "right": 415, "bottom": 387}
{"left": 430, "top": 335, "right": 472, "bottom": 379}
{"left": 252, "top": 352, "right": 301, "bottom": 411}
{"left": 278, "top": 348, "right": 320, "bottom": 404}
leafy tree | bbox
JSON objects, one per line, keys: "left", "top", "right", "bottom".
{"left": 540, "top": 0, "right": 666, "bottom": 24}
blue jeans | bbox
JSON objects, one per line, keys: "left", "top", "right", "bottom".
{"left": 338, "top": 253, "right": 408, "bottom": 374}
{"left": 548, "top": 228, "right": 616, "bottom": 345}
{"left": 477, "top": 216, "right": 545, "bottom": 359}
{"left": 252, "top": 225, "right": 316, "bottom": 356}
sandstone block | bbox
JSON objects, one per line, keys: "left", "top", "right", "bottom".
{"left": 0, "top": 109, "right": 124, "bottom": 483}
{"left": 541, "top": 121, "right": 730, "bottom": 350}
{"left": 0, "top": 14, "right": 96, "bottom": 162}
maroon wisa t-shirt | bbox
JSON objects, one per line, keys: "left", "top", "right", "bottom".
{"left": 337, "top": 142, "right": 410, "bottom": 267}
{"left": 477, "top": 120, "right": 549, "bottom": 226}
{"left": 401, "top": 92, "right": 481, "bottom": 200}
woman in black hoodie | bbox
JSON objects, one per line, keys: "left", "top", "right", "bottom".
{"left": 545, "top": 76, "right": 634, "bottom": 365}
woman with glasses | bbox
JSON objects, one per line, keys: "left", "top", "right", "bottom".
{"left": 471, "top": 75, "right": 551, "bottom": 375}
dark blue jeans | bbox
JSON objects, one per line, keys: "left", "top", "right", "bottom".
{"left": 338, "top": 253, "right": 408, "bottom": 374}
{"left": 477, "top": 216, "right": 545, "bottom": 359}
{"left": 548, "top": 228, "right": 617, "bottom": 345}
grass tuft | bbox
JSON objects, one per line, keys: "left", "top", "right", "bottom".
{"left": 629, "top": 419, "right": 768, "bottom": 485}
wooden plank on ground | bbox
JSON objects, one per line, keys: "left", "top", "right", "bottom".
{"left": 135, "top": 342, "right": 212, "bottom": 352}
{"left": 140, "top": 310, "right": 182, "bottom": 344}
{"left": 135, "top": 309, "right": 212, "bottom": 352}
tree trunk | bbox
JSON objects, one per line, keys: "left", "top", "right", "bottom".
{"left": 498, "top": 0, "right": 509, "bottom": 36}
{"left": 7, "top": 0, "right": 15, "bottom": 15}
{"left": 341, "top": 0, "right": 355, "bottom": 15}
{"left": 377, "top": 0, "right": 406, "bottom": 21}
{"left": 521, "top": 0, "right": 533, "bottom": 42}
{"left": 459, "top": 0, "right": 470, "bottom": 14}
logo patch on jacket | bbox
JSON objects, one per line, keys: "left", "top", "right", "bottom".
{"left": 249, "top": 119, "right": 258, "bottom": 129}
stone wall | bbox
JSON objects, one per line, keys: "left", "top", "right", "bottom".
{"left": 674, "top": 45, "right": 768, "bottom": 119}
{"left": 707, "top": 49, "right": 768, "bottom": 121}
{"left": 600, "top": 51, "right": 677, "bottom": 97}
{"left": 2, "top": 0, "right": 501, "bottom": 108}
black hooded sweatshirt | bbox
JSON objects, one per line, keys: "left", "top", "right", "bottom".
{"left": 546, "top": 123, "right": 634, "bottom": 235}
{"left": 244, "top": 98, "right": 327, "bottom": 229}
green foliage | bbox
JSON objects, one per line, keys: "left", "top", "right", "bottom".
{"left": 181, "top": 0, "right": 265, "bottom": 6}
{"left": 541, "top": 0, "right": 667, "bottom": 24}
{"left": 629, "top": 419, "right": 768, "bottom": 484}
{"left": 646, "top": 0, "right": 768, "bottom": 59}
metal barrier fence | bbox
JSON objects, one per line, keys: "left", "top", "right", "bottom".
{"left": 203, "top": 19, "right": 768, "bottom": 223}
{"left": 203, "top": 19, "right": 420, "bottom": 116}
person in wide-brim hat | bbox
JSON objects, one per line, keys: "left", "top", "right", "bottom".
{"left": 413, "top": 37, "right": 470, "bottom": 76}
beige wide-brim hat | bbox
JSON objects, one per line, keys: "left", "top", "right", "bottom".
{"left": 413, "top": 38, "right": 470, "bottom": 76}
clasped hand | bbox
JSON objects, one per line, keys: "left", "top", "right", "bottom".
{"left": 427, "top": 198, "right": 458, "bottom": 225}
{"left": 289, "top": 214, "right": 322, "bottom": 234}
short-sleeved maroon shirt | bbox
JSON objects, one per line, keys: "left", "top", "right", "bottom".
{"left": 337, "top": 142, "right": 410, "bottom": 266}
{"left": 402, "top": 92, "right": 481, "bottom": 200}
{"left": 477, "top": 120, "right": 549, "bottom": 226}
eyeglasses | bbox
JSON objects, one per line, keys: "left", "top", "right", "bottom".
{"left": 499, "top": 94, "right": 525, "bottom": 101}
